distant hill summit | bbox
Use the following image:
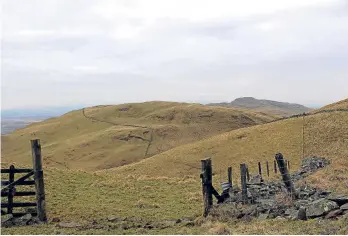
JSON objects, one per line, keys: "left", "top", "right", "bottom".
{"left": 208, "top": 97, "right": 312, "bottom": 117}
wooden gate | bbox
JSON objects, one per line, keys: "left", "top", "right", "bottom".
{"left": 1, "top": 165, "right": 36, "bottom": 216}
{"left": 1, "top": 139, "right": 47, "bottom": 221}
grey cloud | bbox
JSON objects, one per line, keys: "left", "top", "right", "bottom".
{"left": 1, "top": 0, "right": 348, "bottom": 109}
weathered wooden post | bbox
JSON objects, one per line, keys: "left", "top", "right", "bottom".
{"left": 266, "top": 161, "right": 270, "bottom": 178}
{"left": 8, "top": 165, "right": 15, "bottom": 214}
{"left": 275, "top": 153, "right": 296, "bottom": 199}
{"left": 201, "top": 158, "right": 213, "bottom": 217}
{"left": 240, "top": 164, "right": 248, "bottom": 204}
{"left": 274, "top": 160, "right": 277, "bottom": 174}
{"left": 246, "top": 165, "right": 250, "bottom": 182}
{"left": 227, "top": 167, "right": 232, "bottom": 189}
{"left": 31, "top": 139, "right": 47, "bottom": 222}
{"left": 287, "top": 160, "right": 290, "bottom": 171}
{"left": 258, "top": 162, "right": 264, "bottom": 183}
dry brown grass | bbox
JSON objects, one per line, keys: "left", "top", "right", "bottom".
{"left": 1, "top": 101, "right": 275, "bottom": 171}
{"left": 1, "top": 99, "right": 348, "bottom": 235}
{"left": 135, "top": 228, "right": 148, "bottom": 234}
{"left": 134, "top": 199, "right": 160, "bottom": 209}
{"left": 135, "top": 175, "right": 170, "bottom": 181}
{"left": 275, "top": 192, "right": 293, "bottom": 207}
{"left": 112, "top": 101, "right": 348, "bottom": 194}
{"left": 313, "top": 98, "right": 348, "bottom": 112}
{"left": 142, "top": 185, "right": 154, "bottom": 191}
{"left": 206, "top": 222, "right": 232, "bottom": 235}
{"left": 187, "top": 192, "right": 202, "bottom": 203}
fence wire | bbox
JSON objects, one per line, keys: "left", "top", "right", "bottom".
{"left": 173, "top": 109, "right": 348, "bottom": 182}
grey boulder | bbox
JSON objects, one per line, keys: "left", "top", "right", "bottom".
{"left": 327, "top": 195, "right": 348, "bottom": 205}
{"left": 306, "top": 199, "right": 339, "bottom": 218}
{"left": 340, "top": 203, "right": 348, "bottom": 211}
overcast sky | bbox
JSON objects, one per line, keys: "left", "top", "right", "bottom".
{"left": 1, "top": 0, "right": 348, "bottom": 109}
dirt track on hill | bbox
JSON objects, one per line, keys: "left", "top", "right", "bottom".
{"left": 82, "top": 108, "right": 154, "bottom": 158}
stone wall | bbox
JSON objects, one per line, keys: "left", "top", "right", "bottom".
{"left": 213, "top": 157, "right": 348, "bottom": 221}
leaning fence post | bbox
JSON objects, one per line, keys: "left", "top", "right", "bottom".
{"left": 266, "top": 161, "right": 270, "bottom": 178}
{"left": 8, "top": 165, "right": 15, "bottom": 214}
{"left": 240, "top": 164, "right": 248, "bottom": 204}
{"left": 227, "top": 167, "right": 232, "bottom": 189}
{"left": 275, "top": 153, "right": 296, "bottom": 199}
{"left": 201, "top": 158, "right": 213, "bottom": 217}
{"left": 31, "top": 139, "right": 47, "bottom": 222}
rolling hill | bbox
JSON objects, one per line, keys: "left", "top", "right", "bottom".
{"left": 208, "top": 97, "right": 312, "bottom": 117}
{"left": 1, "top": 99, "right": 348, "bottom": 235}
{"left": 112, "top": 98, "right": 348, "bottom": 192}
{"left": 312, "top": 98, "right": 348, "bottom": 112}
{"left": 1, "top": 101, "right": 276, "bottom": 171}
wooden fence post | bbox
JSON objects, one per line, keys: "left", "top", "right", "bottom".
{"left": 246, "top": 165, "right": 250, "bottom": 182}
{"left": 240, "top": 164, "right": 248, "bottom": 204}
{"left": 8, "top": 165, "right": 15, "bottom": 214}
{"left": 31, "top": 139, "right": 47, "bottom": 222}
{"left": 274, "top": 160, "right": 277, "bottom": 174}
{"left": 275, "top": 153, "right": 296, "bottom": 199}
{"left": 266, "top": 161, "right": 270, "bottom": 178}
{"left": 287, "top": 160, "right": 290, "bottom": 171}
{"left": 258, "top": 162, "right": 264, "bottom": 183}
{"left": 201, "top": 158, "right": 213, "bottom": 217}
{"left": 227, "top": 167, "right": 232, "bottom": 189}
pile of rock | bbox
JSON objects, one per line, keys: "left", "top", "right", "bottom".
{"left": 221, "top": 185, "right": 348, "bottom": 221}
{"left": 1, "top": 213, "right": 42, "bottom": 227}
{"left": 301, "top": 156, "right": 330, "bottom": 173}
{"left": 52, "top": 216, "right": 195, "bottom": 232}
{"left": 291, "top": 156, "right": 330, "bottom": 181}
{"left": 214, "top": 156, "right": 348, "bottom": 221}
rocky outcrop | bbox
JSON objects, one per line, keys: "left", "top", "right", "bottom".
{"left": 306, "top": 199, "right": 339, "bottom": 218}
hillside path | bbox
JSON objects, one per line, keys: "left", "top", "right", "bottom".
{"left": 82, "top": 108, "right": 154, "bottom": 158}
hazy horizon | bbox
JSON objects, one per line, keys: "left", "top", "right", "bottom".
{"left": 2, "top": 0, "right": 348, "bottom": 110}
{"left": 0, "top": 96, "right": 325, "bottom": 113}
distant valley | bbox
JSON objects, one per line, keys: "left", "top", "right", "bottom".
{"left": 1, "top": 105, "right": 86, "bottom": 134}
{"left": 1, "top": 118, "right": 45, "bottom": 135}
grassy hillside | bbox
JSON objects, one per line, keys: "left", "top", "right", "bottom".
{"left": 1, "top": 99, "right": 348, "bottom": 234}
{"left": 209, "top": 97, "right": 312, "bottom": 117}
{"left": 313, "top": 98, "right": 348, "bottom": 112}
{"left": 111, "top": 111, "right": 348, "bottom": 193}
{"left": 1, "top": 101, "right": 276, "bottom": 171}
{"left": 2, "top": 166, "right": 347, "bottom": 235}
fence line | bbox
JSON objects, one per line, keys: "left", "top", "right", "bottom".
{"left": 174, "top": 109, "right": 348, "bottom": 175}
{"left": 200, "top": 152, "right": 299, "bottom": 216}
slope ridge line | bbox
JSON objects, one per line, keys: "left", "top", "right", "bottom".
{"left": 264, "top": 108, "right": 348, "bottom": 124}
{"left": 110, "top": 108, "right": 348, "bottom": 175}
